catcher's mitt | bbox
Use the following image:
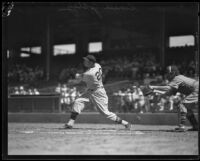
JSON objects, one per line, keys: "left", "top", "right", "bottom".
{"left": 140, "top": 85, "right": 154, "bottom": 96}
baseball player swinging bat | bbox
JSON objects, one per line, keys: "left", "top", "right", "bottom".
{"left": 64, "top": 55, "right": 132, "bottom": 130}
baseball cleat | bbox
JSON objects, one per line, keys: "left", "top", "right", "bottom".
{"left": 64, "top": 124, "right": 73, "bottom": 129}
{"left": 174, "top": 126, "right": 186, "bottom": 132}
{"left": 125, "top": 123, "right": 132, "bottom": 130}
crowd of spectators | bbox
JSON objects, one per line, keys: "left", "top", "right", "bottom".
{"left": 53, "top": 83, "right": 186, "bottom": 113}
{"left": 112, "top": 86, "right": 184, "bottom": 113}
{"left": 7, "top": 52, "right": 196, "bottom": 85}
{"left": 8, "top": 64, "right": 44, "bottom": 84}
{"left": 54, "top": 52, "right": 164, "bottom": 83}
{"left": 54, "top": 83, "right": 81, "bottom": 112}
{"left": 7, "top": 51, "right": 197, "bottom": 113}
{"left": 9, "top": 86, "right": 40, "bottom": 96}
{"left": 46, "top": 83, "right": 184, "bottom": 113}
{"left": 100, "top": 52, "right": 162, "bottom": 82}
{"left": 8, "top": 82, "right": 194, "bottom": 114}
{"left": 58, "top": 66, "right": 80, "bottom": 82}
{"left": 57, "top": 53, "right": 196, "bottom": 84}
{"left": 172, "top": 60, "right": 196, "bottom": 78}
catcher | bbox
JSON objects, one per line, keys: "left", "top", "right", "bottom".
{"left": 142, "top": 65, "right": 199, "bottom": 132}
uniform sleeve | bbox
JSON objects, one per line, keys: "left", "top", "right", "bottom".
{"left": 168, "top": 77, "right": 182, "bottom": 89}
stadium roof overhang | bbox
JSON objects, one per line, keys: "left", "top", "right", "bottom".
{"left": 3, "top": 2, "right": 198, "bottom": 49}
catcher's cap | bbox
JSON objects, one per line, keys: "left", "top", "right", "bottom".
{"left": 166, "top": 65, "right": 179, "bottom": 74}
{"left": 83, "top": 55, "right": 96, "bottom": 63}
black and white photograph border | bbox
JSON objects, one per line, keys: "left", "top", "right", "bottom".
{"left": 2, "top": 1, "right": 200, "bottom": 160}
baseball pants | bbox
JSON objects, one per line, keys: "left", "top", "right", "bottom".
{"left": 71, "top": 88, "right": 118, "bottom": 122}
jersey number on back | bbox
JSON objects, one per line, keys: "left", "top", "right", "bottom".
{"left": 95, "top": 68, "right": 102, "bottom": 81}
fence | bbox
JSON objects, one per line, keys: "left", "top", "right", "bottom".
{"left": 8, "top": 94, "right": 61, "bottom": 112}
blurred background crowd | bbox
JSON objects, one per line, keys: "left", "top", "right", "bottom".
{"left": 8, "top": 63, "right": 44, "bottom": 84}
{"left": 6, "top": 3, "right": 198, "bottom": 114}
{"left": 8, "top": 52, "right": 196, "bottom": 85}
{"left": 7, "top": 50, "right": 197, "bottom": 113}
{"left": 8, "top": 82, "right": 187, "bottom": 113}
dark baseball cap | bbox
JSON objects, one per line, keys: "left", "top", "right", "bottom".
{"left": 83, "top": 55, "right": 96, "bottom": 63}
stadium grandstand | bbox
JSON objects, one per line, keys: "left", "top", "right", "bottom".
{"left": 3, "top": 2, "right": 199, "bottom": 157}
{"left": 4, "top": 2, "right": 198, "bottom": 113}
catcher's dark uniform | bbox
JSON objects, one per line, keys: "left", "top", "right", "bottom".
{"left": 168, "top": 75, "right": 199, "bottom": 130}
{"left": 168, "top": 75, "right": 199, "bottom": 104}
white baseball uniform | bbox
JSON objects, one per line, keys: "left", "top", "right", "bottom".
{"left": 71, "top": 63, "right": 118, "bottom": 122}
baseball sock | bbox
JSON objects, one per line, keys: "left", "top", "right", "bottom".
{"left": 180, "top": 112, "right": 186, "bottom": 127}
{"left": 68, "top": 112, "right": 79, "bottom": 125}
{"left": 68, "top": 119, "right": 75, "bottom": 125}
{"left": 187, "top": 112, "right": 198, "bottom": 129}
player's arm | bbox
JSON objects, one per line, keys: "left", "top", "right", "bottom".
{"left": 159, "top": 86, "right": 175, "bottom": 97}
{"left": 151, "top": 77, "right": 180, "bottom": 96}
{"left": 149, "top": 85, "right": 171, "bottom": 92}
{"left": 154, "top": 86, "right": 177, "bottom": 103}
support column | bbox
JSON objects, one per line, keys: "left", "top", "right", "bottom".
{"left": 42, "top": 14, "right": 53, "bottom": 81}
{"left": 76, "top": 29, "right": 88, "bottom": 57}
{"left": 195, "top": 4, "right": 199, "bottom": 80}
{"left": 102, "top": 24, "right": 110, "bottom": 52}
{"left": 160, "top": 8, "right": 165, "bottom": 67}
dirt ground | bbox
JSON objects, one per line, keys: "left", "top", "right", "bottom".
{"left": 8, "top": 123, "right": 198, "bottom": 155}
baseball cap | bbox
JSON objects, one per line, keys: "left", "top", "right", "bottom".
{"left": 83, "top": 55, "right": 96, "bottom": 63}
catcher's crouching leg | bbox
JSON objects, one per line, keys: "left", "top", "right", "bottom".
{"left": 184, "top": 103, "right": 198, "bottom": 130}
{"left": 175, "top": 103, "right": 187, "bottom": 131}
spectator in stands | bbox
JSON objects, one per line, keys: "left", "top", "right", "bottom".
{"left": 19, "top": 86, "right": 27, "bottom": 95}
{"left": 28, "top": 89, "right": 34, "bottom": 95}
{"left": 124, "top": 88, "right": 133, "bottom": 113}
{"left": 113, "top": 89, "right": 125, "bottom": 113}
{"left": 14, "top": 87, "right": 20, "bottom": 95}
{"left": 55, "top": 83, "right": 62, "bottom": 93}
{"left": 136, "top": 87, "right": 146, "bottom": 113}
{"left": 33, "top": 88, "right": 40, "bottom": 95}
{"left": 64, "top": 91, "right": 71, "bottom": 112}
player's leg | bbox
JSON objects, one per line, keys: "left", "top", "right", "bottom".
{"left": 182, "top": 90, "right": 198, "bottom": 131}
{"left": 90, "top": 89, "right": 131, "bottom": 129}
{"left": 184, "top": 103, "right": 198, "bottom": 131}
{"left": 175, "top": 103, "right": 187, "bottom": 132}
{"left": 98, "top": 107, "right": 132, "bottom": 130}
{"left": 64, "top": 94, "right": 90, "bottom": 129}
